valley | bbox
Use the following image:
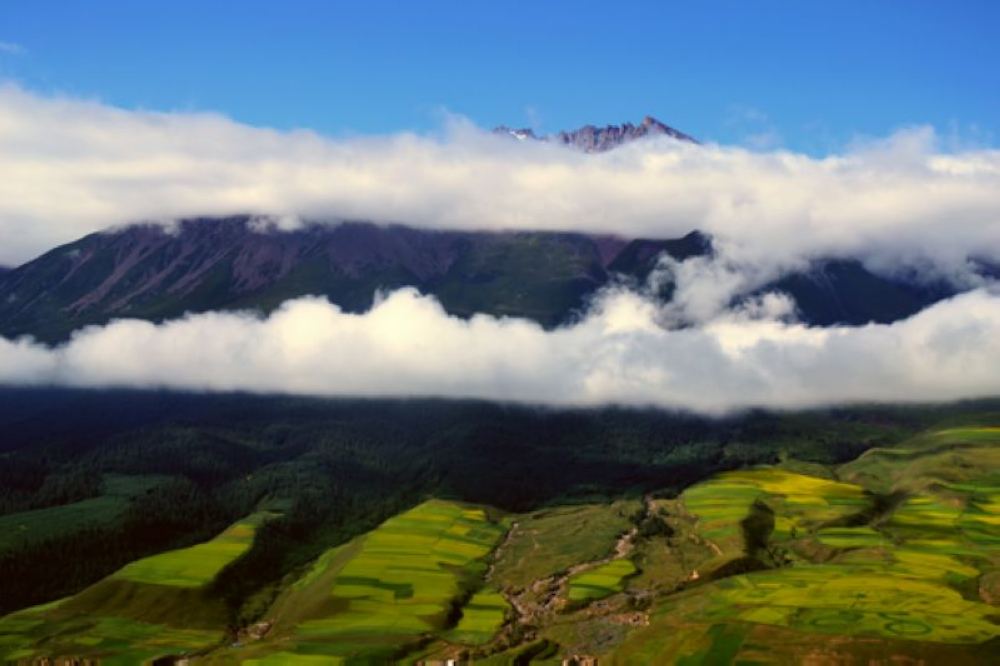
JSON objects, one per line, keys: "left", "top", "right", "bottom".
{"left": 0, "top": 409, "right": 996, "bottom": 664}
{"left": 3, "top": 5, "right": 999, "bottom": 664}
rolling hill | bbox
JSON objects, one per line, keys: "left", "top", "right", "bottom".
{"left": 1, "top": 423, "right": 996, "bottom": 663}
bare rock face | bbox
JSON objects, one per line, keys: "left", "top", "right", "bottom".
{"left": 0, "top": 217, "right": 645, "bottom": 342}
{"left": 495, "top": 115, "right": 697, "bottom": 152}
{"left": 554, "top": 116, "right": 697, "bottom": 152}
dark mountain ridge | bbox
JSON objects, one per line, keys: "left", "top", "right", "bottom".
{"left": 0, "top": 217, "right": 974, "bottom": 344}
{"left": 0, "top": 218, "right": 633, "bottom": 342}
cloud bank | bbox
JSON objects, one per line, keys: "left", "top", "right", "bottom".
{"left": 2, "top": 287, "right": 999, "bottom": 414}
{"left": 1, "top": 84, "right": 999, "bottom": 412}
{"left": 1, "top": 84, "right": 999, "bottom": 276}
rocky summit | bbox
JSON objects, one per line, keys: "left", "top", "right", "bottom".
{"left": 495, "top": 115, "right": 697, "bottom": 152}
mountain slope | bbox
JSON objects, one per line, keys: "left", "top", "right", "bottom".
{"left": 759, "top": 258, "right": 957, "bottom": 326}
{"left": 0, "top": 219, "right": 666, "bottom": 342}
{"left": 0, "top": 219, "right": 634, "bottom": 342}
{"left": 0, "top": 512, "right": 273, "bottom": 663}
{"left": 0, "top": 217, "right": 981, "bottom": 343}
{"left": 4, "top": 426, "right": 994, "bottom": 663}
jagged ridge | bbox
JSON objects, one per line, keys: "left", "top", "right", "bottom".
{"left": 495, "top": 115, "right": 697, "bottom": 152}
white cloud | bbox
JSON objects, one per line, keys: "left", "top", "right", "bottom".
{"left": 1, "top": 287, "right": 999, "bottom": 414}
{"left": 1, "top": 85, "right": 999, "bottom": 412}
{"left": 0, "top": 42, "right": 24, "bottom": 56}
{"left": 0, "top": 84, "right": 998, "bottom": 278}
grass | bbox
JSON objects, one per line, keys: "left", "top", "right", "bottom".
{"left": 611, "top": 428, "right": 1000, "bottom": 663}
{"left": 225, "top": 499, "right": 509, "bottom": 662}
{"left": 0, "top": 474, "right": 169, "bottom": 553}
{"left": 698, "top": 566, "right": 996, "bottom": 643}
{"left": 115, "top": 512, "right": 271, "bottom": 587}
{"left": 446, "top": 588, "right": 509, "bottom": 645}
{"left": 3, "top": 424, "right": 997, "bottom": 664}
{"left": 489, "top": 499, "right": 640, "bottom": 589}
{"left": 0, "top": 512, "right": 272, "bottom": 663}
{"left": 681, "top": 468, "right": 869, "bottom": 565}
{"left": 566, "top": 558, "right": 638, "bottom": 602}
{"left": 244, "top": 653, "right": 345, "bottom": 665}
{"left": 0, "top": 614, "right": 220, "bottom": 666}
{"left": 813, "top": 526, "right": 886, "bottom": 548}
{"left": 0, "top": 495, "right": 128, "bottom": 552}
{"left": 839, "top": 426, "right": 1000, "bottom": 493}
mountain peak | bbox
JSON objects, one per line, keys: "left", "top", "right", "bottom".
{"left": 494, "top": 116, "right": 697, "bottom": 152}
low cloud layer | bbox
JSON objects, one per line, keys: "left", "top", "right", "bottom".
{"left": 2, "top": 287, "right": 999, "bottom": 413}
{"left": 2, "top": 84, "right": 999, "bottom": 412}
{"left": 1, "top": 84, "right": 999, "bottom": 277}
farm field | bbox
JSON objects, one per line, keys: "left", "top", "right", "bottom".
{"left": 606, "top": 428, "right": 1000, "bottom": 663}
{"left": 0, "top": 424, "right": 995, "bottom": 664}
{"left": 488, "top": 499, "right": 640, "bottom": 589}
{"left": 566, "top": 558, "right": 638, "bottom": 602}
{"left": 680, "top": 468, "right": 869, "bottom": 562}
{"left": 114, "top": 512, "right": 270, "bottom": 587}
{"left": 445, "top": 589, "right": 510, "bottom": 645}
{"left": 223, "top": 499, "right": 510, "bottom": 662}
{"left": 0, "top": 511, "right": 273, "bottom": 663}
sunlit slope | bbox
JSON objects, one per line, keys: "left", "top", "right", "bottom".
{"left": 610, "top": 428, "right": 1000, "bottom": 663}
{"left": 225, "top": 499, "right": 510, "bottom": 663}
{"left": 0, "top": 512, "right": 273, "bottom": 664}
{"left": 566, "top": 558, "right": 638, "bottom": 603}
{"left": 1, "top": 426, "right": 995, "bottom": 664}
{"left": 839, "top": 426, "right": 1000, "bottom": 493}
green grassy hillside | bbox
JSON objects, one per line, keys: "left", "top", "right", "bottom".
{"left": 0, "top": 474, "right": 169, "bottom": 554}
{"left": 604, "top": 427, "right": 1000, "bottom": 663}
{"left": 0, "top": 420, "right": 996, "bottom": 664}
{"left": 0, "top": 512, "right": 273, "bottom": 664}
{"left": 220, "top": 500, "right": 509, "bottom": 663}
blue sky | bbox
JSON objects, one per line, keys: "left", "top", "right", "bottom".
{"left": 0, "top": 0, "right": 997, "bottom": 153}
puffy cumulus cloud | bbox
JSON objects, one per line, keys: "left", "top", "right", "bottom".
{"left": 1, "top": 84, "right": 999, "bottom": 277}
{"left": 2, "top": 287, "right": 999, "bottom": 414}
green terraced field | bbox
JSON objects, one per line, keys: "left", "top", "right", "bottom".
{"left": 2, "top": 425, "right": 996, "bottom": 665}
{"left": 447, "top": 589, "right": 510, "bottom": 645}
{"left": 609, "top": 432, "right": 1000, "bottom": 663}
{"left": 681, "top": 468, "right": 870, "bottom": 565}
{"left": 840, "top": 426, "right": 1000, "bottom": 493}
{"left": 567, "top": 558, "right": 638, "bottom": 602}
{"left": 705, "top": 567, "right": 994, "bottom": 643}
{"left": 814, "top": 525, "right": 886, "bottom": 548}
{"left": 227, "top": 499, "right": 509, "bottom": 662}
{"left": 613, "top": 558, "right": 999, "bottom": 663}
{"left": 0, "top": 613, "right": 221, "bottom": 666}
{"left": 0, "top": 512, "right": 272, "bottom": 663}
{"left": 115, "top": 512, "right": 270, "bottom": 587}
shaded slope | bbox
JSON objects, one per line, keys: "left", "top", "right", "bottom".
{"left": 760, "top": 258, "right": 957, "bottom": 326}
{"left": 0, "top": 218, "right": 631, "bottom": 342}
{"left": 0, "top": 512, "right": 273, "bottom": 663}
{"left": 213, "top": 500, "right": 509, "bottom": 663}
{"left": 0, "top": 216, "right": 985, "bottom": 345}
